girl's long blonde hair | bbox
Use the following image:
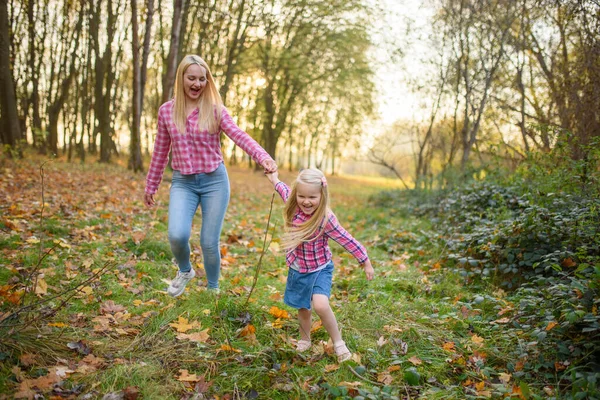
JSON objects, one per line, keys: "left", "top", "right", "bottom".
{"left": 173, "top": 55, "right": 223, "bottom": 135}
{"left": 282, "top": 168, "right": 330, "bottom": 251}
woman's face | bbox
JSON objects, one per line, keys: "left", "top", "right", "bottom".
{"left": 183, "top": 64, "right": 207, "bottom": 102}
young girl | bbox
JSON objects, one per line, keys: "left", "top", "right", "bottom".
{"left": 266, "top": 168, "right": 374, "bottom": 362}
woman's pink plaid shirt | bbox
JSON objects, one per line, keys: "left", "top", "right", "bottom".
{"left": 275, "top": 181, "right": 369, "bottom": 273}
{"left": 145, "top": 100, "right": 273, "bottom": 195}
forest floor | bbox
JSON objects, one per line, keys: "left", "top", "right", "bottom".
{"left": 0, "top": 155, "right": 555, "bottom": 399}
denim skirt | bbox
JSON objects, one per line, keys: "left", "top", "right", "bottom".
{"left": 284, "top": 261, "right": 334, "bottom": 310}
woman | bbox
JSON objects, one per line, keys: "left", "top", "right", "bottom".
{"left": 144, "top": 55, "right": 277, "bottom": 296}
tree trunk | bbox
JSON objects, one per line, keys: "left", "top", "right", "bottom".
{"left": 0, "top": 0, "right": 20, "bottom": 151}
{"left": 130, "top": 0, "right": 142, "bottom": 171}
{"left": 161, "top": 0, "right": 184, "bottom": 104}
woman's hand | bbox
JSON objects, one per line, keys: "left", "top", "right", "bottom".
{"left": 144, "top": 193, "right": 155, "bottom": 208}
{"left": 362, "top": 260, "right": 374, "bottom": 281}
{"left": 262, "top": 159, "right": 278, "bottom": 174}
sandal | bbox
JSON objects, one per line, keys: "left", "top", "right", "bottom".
{"left": 296, "top": 339, "right": 312, "bottom": 352}
{"left": 334, "top": 340, "right": 352, "bottom": 362}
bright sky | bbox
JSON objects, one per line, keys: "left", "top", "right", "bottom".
{"left": 372, "top": 0, "right": 435, "bottom": 124}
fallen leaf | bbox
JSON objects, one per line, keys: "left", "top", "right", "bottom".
{"left": 408, "top": 356, "right": 422, "bottom": 365}
{"left": 177, "top": 369, "right": 202, "bottom": 383}
{"left": 545, "top": 321, "right": 558, "bottom": 331}
{"left": 471, "top": 334, "right": 484, "bottom": 345}
{"left": 169, "top": 316, "right": 201, "bottom": 333}
{"left": 269, "top": 306, "right": 290, "bottom": 319}
{"left": 35, "top": 277, "right": 48, "bottom": 296}
{"left": 239, "top": 324, "right": 256, "bottom": 337}
{"left": 376, "top": 336, "right": 388, "bottom": 347}
{"left": 377, "top": 371, "right": 393, "bottom": 385}
{"left": 218, "top": 344, "right": 241, "bottom": 353}
{"left": 561, "top": 258, "right": 576, "bottom": 268}
{"left": 100, "top": 300, "right": 126, "bottom": 314}
{"left": 339, "top": 381, "right": 362, "bottom": 389}
{"left": 324, "top": 364, "right": 340, "bottom": 372}
{"left": 499, "top": 372, "right": 511, "bottom": 384}
{"left": 176, "top": 329, "right": 210, "bottom": 343}
{"left": 442, "top": 342, "right": 455, "bottom": 351}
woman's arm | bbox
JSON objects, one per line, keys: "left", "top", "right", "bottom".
{"left": 220, "top": 108, "right": 276, "bottom": 172}
{"left": 145, "top": 105, "right": 172, "bottom": 196}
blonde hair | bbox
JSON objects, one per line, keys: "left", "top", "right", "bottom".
{"left": 173, "top": 55, "right": 223, "bottom": 135}
{"left": 282, "top": 168, "right": 330, "bottom": 251}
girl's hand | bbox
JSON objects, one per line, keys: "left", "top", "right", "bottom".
{"left": 262, "top": 159, "right": 278, "bottom": 174}
{"left": 265, "top": 170, "right": 280, "bottom": 186}
{"left": 363, "top": 260, "right": 374, "bottom": 281}
{"left": 144, "top": 193, "right": 155, "bottom": 208}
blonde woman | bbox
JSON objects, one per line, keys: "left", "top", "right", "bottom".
{"left": 266, "top": 168, "right": 374, "bottom": 362}
{"left": 144, "top": 55, "right": 277, "bottom": 296}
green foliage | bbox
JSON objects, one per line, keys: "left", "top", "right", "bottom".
{"left": 370, "top": 161, "right": 600, "bottom": 398}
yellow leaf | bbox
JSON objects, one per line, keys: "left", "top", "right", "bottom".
{"left": 219, "top": 344, "right": 241, "bottom": 353}
{"left": 271, "top": 319, "right": 285, "bottom": 329}
{"left": 324, "top": 364, "right": 339, "bottom": 372}
{"left": 383, "top": 325, "right": 403, "bottom": 333}
{"left": 388, "top": 365, "right": 401, "bottom": 372}
{"left": 239, "top": 324, "right": 256, "bottom": 337}
{"left": 442, "top": 342, "right": 456, "bottom": 351}
{"left": 48, "top": 322, "right": 68, "bottom": 328}
{"left": 471, "top": 334, "right": 484, "bottom": 345}
{"left": 499, "top": 372, "right": 511, "bottom": 384}
{"left": 310, "top": 320, "right": 323, "bottom": 333}
{"left": 408, "top": 356, "right": 422, "bottom": 365}
{"left": 269, "top": 306, "right": 290, "bottom": 319}
{"left": 339, "top": 381, "right": 362, "bottom": 388}
{"left": 268, "top": 242, "right": 280, "bottom": 254}
{"left": 35, "top": 278, "right": 48, "bottom": 296}
{"left": 177, "top": 369, "right": 202, "bottom": 382}
{"left": 169, "top": 317, "right": 200, "bottom": 333}
{"left": 545, "top": 321, "right": 558, "bottom": 331}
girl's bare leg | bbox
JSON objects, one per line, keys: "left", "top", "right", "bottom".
{"left": 312, "top": 294, "right": 351, "bottom": 361}
{"left": 295, "top": 308, "right": 312, "bottom": 352}
{"left": 312, "top": 294, "right": 342, "bottom": 343}
{"left": 298, "top": 308, "right": 312, "bottom": 342}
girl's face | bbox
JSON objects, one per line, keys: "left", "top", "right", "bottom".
{"left": 183, "top": 64, "right": 207, "bottom": 102}
{"left": 296, "top": 183, "right": 322, "bottom": 215}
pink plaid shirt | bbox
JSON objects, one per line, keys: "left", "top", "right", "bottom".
{"left": 145, "top": 100, "right": 274, "bottom": 195}
{"left": 275, "top": 181, "right": 369, "bottom": 273}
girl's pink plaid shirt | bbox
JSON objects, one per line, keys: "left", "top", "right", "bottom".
{"left": 145, "top": 100, "right": 274, "bottom": 195}
{"left": 275, "top": 181, "right": 370, "bottom": 273}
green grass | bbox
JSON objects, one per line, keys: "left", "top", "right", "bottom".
{"left": 0, "top": 155, "right": 565, "bottom": 399}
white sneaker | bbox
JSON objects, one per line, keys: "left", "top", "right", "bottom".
{"left": 167, "top": 269, "right": 196, "bottom": 297}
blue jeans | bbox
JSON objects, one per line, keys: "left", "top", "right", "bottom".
{"left": 168, "top": 163, "right": 230, "bottom": 289}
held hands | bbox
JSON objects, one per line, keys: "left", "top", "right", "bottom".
{"left": 363, "top": 259, "right": 375, "bottom": 281}
{"left": 262, "top": 159, "right": 278, "bottom": 174}
{"left": 144, "top": 193, "right": 155, "bottom": 208}
{"left": 265, "top": 170, "right": 280, "bottom": 186}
